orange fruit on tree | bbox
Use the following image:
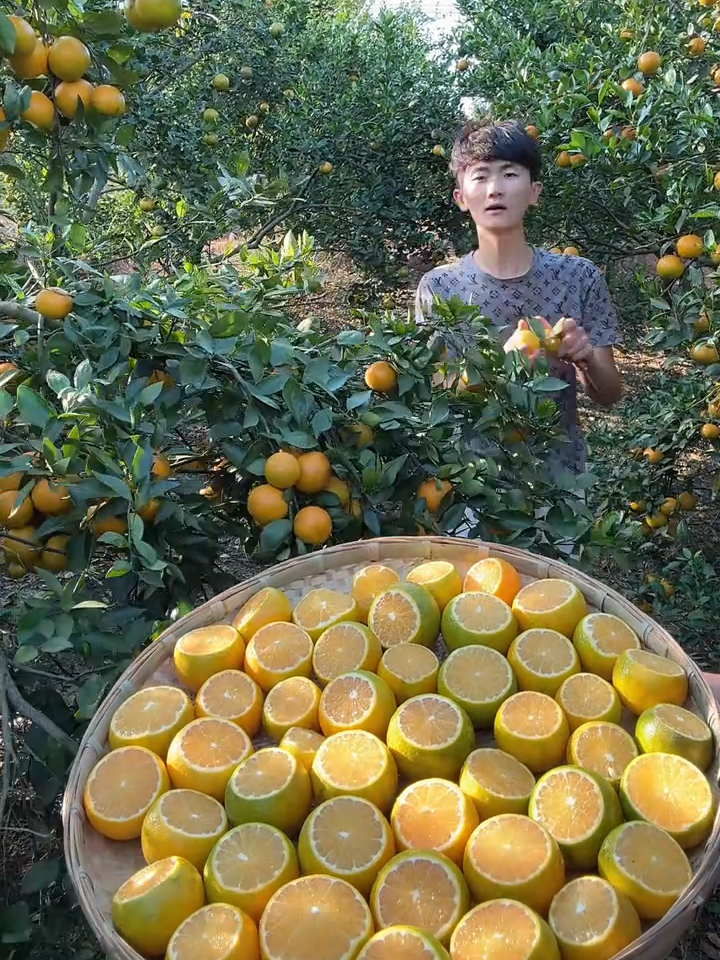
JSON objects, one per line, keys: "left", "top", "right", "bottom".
{"left": 568, "top": 154, "right": 586, "bottom": 167}
{"left": 31, "top": 478, "right": 72, "bottom": 515}
{"left": 325, "top": 474, "right": 350, "bottom": 507}
{"left": 1, "top": 525, "right": 41, "bottom": 566}
{"left": 83, "top": 745, "right": 170, "bottom": 840}
{"left": 165, "top": 903, "right": 259, "bottom": 960}
{"left": 688, "top": 36, "right": 707, "bottom": 55}
{"left": 90, "top": 84, "right": 126, "bottom": 117}
{"left": 620, "top": 125, "right": 637, "bottom": 140}
{"left": 8, "top": 15, "right": 38, "bottom": 56}
{"left": 691, "top": 343, "right": 719, "bottom": 364}
{"left": 35, "top": 287, "right": 72, "bottom": 317}
{"left": 656, "top": 254, "right": 685, "bottom": 279}
{"left": 702, "top": 422, "right": 720, "bottom": 439}
{"left": 90, "top": 509, "right": 128, "bottom": 535}
{"left": 247, "top": 484, "right": 288, "bottom": 524}
{"left": 525, "top": 124, "right": 540, "bottom": 139}
{"left": 293, "top": 505, "right": 333, "bottom": 544}
{"left": 417, "top": 477, "right": 452, "bottom": 513}
{"left": 131, "top": 0, "right": 183, "bottom": 30}
{"left": 48, "top": 36, "right": 91, "bottom": 81}
{"left": 364, "top": 360, "right": 398, "bottom": 392}
{"left": 10, "top": 41, "right": 49, "bottom": 79}
{"left": 0, "top": 472, "right": 22, "bottom": 493}
{"left": 621, "top": 78, "right": 644, "bottom": 96}
{"left": 676, "top": 234, "right": 704, "bottom": 258}
{"left": 295, "top": 451, "right": 332, "bottom": 493}
{"left": 264, "top": 451, "right": 301, "bottom": 489}
{"left": 21, "top": 91, "right": 55, "bottom": 130}
{"left": 152, "top": 453, "right": 172, "bottom": 478}
{"left": 54, "top": 79, "right": 93, "bottom": 118}
{"left": 637, "top": 51, "right": 661, "bottom": 74}
{"left": 0, "top": 489, "right": 33, "bottom": 528}
{"left": 38, "top": 533, "right": 70, "bottom": 572}
{"left": 137, "top": 498, "right": 160, "bottom": 522}
{"left": 556, "top": 151, "right": 572, "bottom": 167}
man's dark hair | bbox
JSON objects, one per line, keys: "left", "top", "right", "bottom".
{"left": 450, "top": 119, "right": 542, "bottom": 183}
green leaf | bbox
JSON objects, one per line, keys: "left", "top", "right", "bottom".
{"left": 0, "top": 389, "right": 13, "bottom": 418}
{"left": 531, "top": 377, "right": 569, "bottom": 393}
{"left": 138, "top": 381, "right": 164, "bottom": 405}
{"left": 95, "top": 473, "right": 132, "bottom": 500}
{"left": 259, "top": 518, "right": 293, "bottom": 552}
{"left": 0, "top": 13, "right": 16, "bottom": 56}
{"left": 430, "top": 396, "right": 449, "bottom": 425}
{"left": 75, "top": 675, "right": 110, "bottom": 720}
{"left": 13, "top": 645, "right": 38, "bottom": 665}
{"left": 16, "top": 385, "right": 53, "bottom": 428}
{"left": 311, "top": 408, "right": 333, "bottom": 436}
{"left": 107, "top": 559, "right": 132, "bottom": 577}
{"left": 74, "top": 359, "right": 93, "bottom": 389}
{"left": 347, "top": 391, "right": 372, "bottom": 410}
{"left": 41, "top": 636, "right": 73, "bottom": 653}
{"left": 72, "top": 600, "right": 108, "bottom": 609}
{"left": 46, "top": 370, "right": 71, "bottom": 396}
{"left": 0, "top": 901, "right": 31, "bottom": 943}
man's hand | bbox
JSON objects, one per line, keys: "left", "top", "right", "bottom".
{"left": 555, "top": 318, "right": 594, "bottom": 365}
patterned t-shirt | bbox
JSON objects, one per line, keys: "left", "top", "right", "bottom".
{"left": 414, "top": 247, "right": 620, "bottom": 474}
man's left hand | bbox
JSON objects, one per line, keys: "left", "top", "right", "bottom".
{"left": 556, "top": 318, "right": 594, "bottom": 365}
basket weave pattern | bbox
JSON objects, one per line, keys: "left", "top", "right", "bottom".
{"left": 62, "top": 537, "right": 720, "bottom": 960}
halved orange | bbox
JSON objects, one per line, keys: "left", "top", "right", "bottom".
{"left": 204, "top": 822, "right": 300, "bottom": 922}
{"left": 459, "top": 748, "right": 536, "bottom": 820}
{"left": 166, "top": 717, "right": 253, "bottom": 800}
{"left": 511, "top": 579, "right": 587, "bottom": 638}
{"left": 463, "top": 557, "right": 522, "bottom": 605}
{"left": 612, "top": 649, "right": 688, "bottom": 714}
{"left": 548, "top": 876, "right": 641, "bottom": 960}
{"left": 292, "top": 588, "right": 360, "bottom": 641}
{"left": 313, "top": 622, "right": 382, "bottom": 686}
{"left": 232, "top": 586, "right": 292, "bottom": 640}
{"left": 262, "top": 676, "right": 321, "bottom": 741}
{"left": 555, "top": 672, "right": 622, "bottom": 731}
{"left": 173, "top": 624, "right": 245, "bottom": 691}
{"left": 166, "top": 903, "right": 259, "bottom": 960}
{"left": 311, "top": 730, "right": 398, "bottom": 812}
{"left": 278, "top": 727, "right": 325, "bottom": 772}
{"left": 368, "top": 582, "right": 441, "bottom": 648}
{"left": 386, "top": 694, "right": 475, "bottom": 781}
{"left": 225, "top": 747, "right": 312, "bottom": 836}
{"left": 567, "top": 721, "right": 639, "bottom": 789}
{"left": 507, "top": 629, "right": 580, "bottom": 697}
{"left": 450, "top": 900, "right": 560, "bottom": 960}
{"left": 376, "top": 644, "right": 439, "bottom": 703}
{"left": 195, "top": 669, "right": 263, "bottom": 737}
{"left": 494, "top": 692, "right": 569, "bottom": 773}
{"left": 357, "top": 926, "right": 449, "bottom": 960}
{"left": 141, "top": 788, "right": 228, "bottom": 870}
{"left": 318, "top": 670, "right": 397, "bottom": 738}
{"left": 259, "top": 876, "right": 374, "bottom": 960}
{"left": 437, "top": 645, "right": 516, "bottom": 727}
{"left": 83, "top": 745, "right": 169, "bottom": 841}
{"left": 391, "top": 778, "right": 479, "bottom": 865}
{"left": 243, "top": 621, "right": 313, "bottom": 691}
{"left": 352, "top": 564, "right": 400, "bottom": 622}
{"left": 441, "top": 592, "right": 517, "bottom": 653}
{"left": 573, "top": 613, "right": 640, "bottom": 680}
{"left": 108, "top": 685, "right": 194, "bottom": 758}
{"left": 406, "top": 560, "right": 462, "bottom": 611}
{"left": 298, "top": 796, "right": 396, "bottom": 896}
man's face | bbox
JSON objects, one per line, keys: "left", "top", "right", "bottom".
{"left": 454, "top": 159, "right": 543, "bottom": 233}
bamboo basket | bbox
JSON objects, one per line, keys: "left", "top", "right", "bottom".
{"left": 63, "top": 537, "right": 720, "bottom": 960}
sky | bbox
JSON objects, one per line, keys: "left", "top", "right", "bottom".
{"left": 368, "top": 0, "right": 463, "bottom": 40}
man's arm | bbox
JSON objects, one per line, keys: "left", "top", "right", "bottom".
{"left": 556, "top": 321, "right": 622, "bottom": 407}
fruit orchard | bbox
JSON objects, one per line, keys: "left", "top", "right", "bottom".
{"left": 0, "top": 0, "right": 719, "bottom": 954}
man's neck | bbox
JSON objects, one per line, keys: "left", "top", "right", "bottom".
{"left": 472, "top": 228, "right": 534, "bottom": 279}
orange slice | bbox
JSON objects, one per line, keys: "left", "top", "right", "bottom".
{"left": 262, "top": 676, "right": 321, "bottom": 741}
{"left": 292, "top": 588, "right": 360, "bottom": 641}
{"left": 437, "top": 645, "right": 516, "bottom": 727}
{"left": 555, "top": 673, "right": 622, "bottom": 731}
{"left": 507, "top": 629, "right": 580, "bottom": 697}
{"left": 573, "top": 613, "right": 640, "bottom": 680}
{"left": 318, "top": 670, "right": 397, "bottom": 738}
{"left": 83, "top": 745, "right": 169, "bottom": 841}
{"left": 141, "top": 789, "right": 228, "bottom": 870}
{"left": 225, "top": 747, "right": 312, "bottom": 836}
{"left": 243, "top": 621, "right": 313, "bottom": 691}
{"left": 259, "top": 876, "right": 374, "bottom": 960}
{"left": 370, "top": 850, "right": 470, "bottom": 946}
{"left": 298, "top": 796, "right": 396, "bottom": 896}
{"left": 357, "top": 927, "right": 449, "bottom": 960}
{"left": 548, "top": 876, "right": 641, "bottom": 960}
{"left": 111, "top": 857, "right": 205, "bottom": 958}
{"left": 391, "top": 778, "right": 479, "bottom": 865}
{"left": 463, "top": 557, "right": 522, "bottom": 605}
{"left": 108, "top": 685, "right": 194, "bottom": 758}
{"left": 598, "top": 821, "right": 693, "bottom": 920}
{"left": 386, "top": 694, "right": 475, "bottom": 781}
{"left": 441, "top": 592, "right": 517, "bottom": 653}
{"left": 195, "top": 669, "right": 263, "bottom": 737}
{"left": 377, "top": 644, "right": 439, "bottom": 703}
{"left": 494, "top": 691, "right": 569, "bottom": 773}
{"left": 232, "top": 586, "right": 292, "bottom": 640}
{"left": 511, "top": 579, "right": 587, "bottom": 638}
{"left": 459, "top": 748, "right": 536, "bottom": 820}
{"left": 462, "top": 814, "right": 565, "bottom": 915}
{"left": 450, "top": 900, "right": 561, "bottom": 960}
{"left": 173, "top": 624, "right": 245, "bottom": 691}
{"left": 352, "top": 564, "right": 401, "bottom": 621}
{"left": 166, "top": 717, "right": 253, "bottom": 800}
{"left": 311, "top": 729, "right": 398, "bottom": 812}
{"left": 204, "top": 822, "right": 300, "bottom": 923}
{"left": 567, "top": 721, "right": 639, "bottom": 789}
{"left": 166, "top": 903, "right": 259, "bottom": 960}
{"left": 368, "top": 582, "right": 441, "bottom": 648}
{"left": 278, "top": 726, "right": 325, "bottom": 772}
{"left": 313, "top": 622, "right": 382, "bottom": 686}
{"left": 406, "top": 560, "right": 462, "bottom": 611}
{"left": 612, "top": 649, "right": 688, "bottom": 714}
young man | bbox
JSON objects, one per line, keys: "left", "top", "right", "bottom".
{"left": 415, "top": 119, "right": 623, "bottom": 477}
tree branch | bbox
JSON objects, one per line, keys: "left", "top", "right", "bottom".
{"left": 0, "top": 652, "right": 78, "bottom": 756}
{"left": 0, "top": 301, "right": 40, "bottom": 324}
{"left": 0, "top": 652, "right": 15, "bottom": 827}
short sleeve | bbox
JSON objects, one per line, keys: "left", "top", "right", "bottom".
{"left": 414, "top": 274, "right": 435, "bottom": 325}
{"left": 581, "top": 266, "right": 621, "bottom": 347}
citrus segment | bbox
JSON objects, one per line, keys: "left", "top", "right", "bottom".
{"left": 462, "top": 814, "right": 565, "bottom": 915}
{"left": 225, "top": 747, "right": 312, "bottom": 836}
{"left": 173, "top": 624, "right": 245, "bottom": 691}
{"left": 555, "top": 673, "right": 622, "bottom": 731}
{"left": 298, "top": 796, "right": 395, "bottom": 896}
{"left": 437, "top": 645, "right": 517, "bottom": 727}
{"left": 572, "top": 614, "right": 640, "bottom": 680}
{"left": 567, "top": 721, "right": 639, "bottom": 789}
{"left": 279, "top": 727, "right": 325, "bottom": 772}
{"left": 459, "top": 748, "right": 535, "bottom": 819}
{"left": 166, "top": 903, "right": 259, "bottom": 960}
{"left": 511, "top": 579, "right": 587, "bottom": 638}
{"left": 494, "top": 692, "right": 570, "bottom": 773}
{"left": 313, "top": 622, "right": 382, "bottom": 686}
{"left": 377, "top": 644, "right": 439, "bottom": 702}
{"left": 259, "top": 876, "right": 373, "bottom": 960}
{"left": 386, "top": 694, "right": 475, "bottom": 781}
{"left": 357, "top": 926, "right": 449, "bottom": 960}
{"left": 368, "top": 583, "right": 441, "bottom": 648}
{"left": 243, "top": 621, "right": 313, "bottom": 691}
{"left": 232, "top": 587, "right": 292, "bottom": 640}
{"left": 111, "top": 857, "right": 205, "bottom": 958}
{"left": 612, "top": 649, "right": 688, "bottom": 714}
{"left": 166, "top": 717, "right": 253, "bottom": 801}
{"left": 318, "top": 670, "right": 397, "bottom": 738}
{"left": 292, "top": 588, "right": 360, "bottom": 641}
{"left": 83, "top": 745, "right": 169, "bottom": 841}
{"left": 450, "top": 900, "right": 561, "bottom": 960}
{"left": 598, "top": 821, "right": 693, "bottom": 920}
{"left": 507, "top": 629, "right": 580, "bottom": 696}
{"left": 312, "top": 730, "right": 398, "bottom": 812}
{"left": 619, "top": 752, "right": 715, "bottom": 848}
{"left": 263, "top": 676, "right": 321, "bottom": 741}
{"left": 352, "top": 564, "right": 401, "bottom": 622}
{"left": 203, "top": 822, "right": 300, "bottom": 923}
{"left": 406, "top": 561, "right": 462, "bottom": 611}
{"left": 141, "top": 789, "right": 228, "bottom": 870}
{"left": 391, "top": 778, "right": 479, "bottom": 865}
{"left": 528, "top": 766, "right": 622, "bottom": 869}
{"left": 370, "top": 851, "right": 470, "bottom": 946}
{"left": 195, "top": 670, "right": 263, "bottom": 737}
{"left": 548, "top": 876, "right": 641, "bottom": 960}
{"left": 635, "top": 703, "right": 713, "bottom": 770}
{"left": 441, "top": 592, "right": 517, "bottom": 653}
{"left": 463, "top": 557, "right": 522, "bottom": 605}
{"left": 108, "top": 685, "right": 193, "bottom": 757}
